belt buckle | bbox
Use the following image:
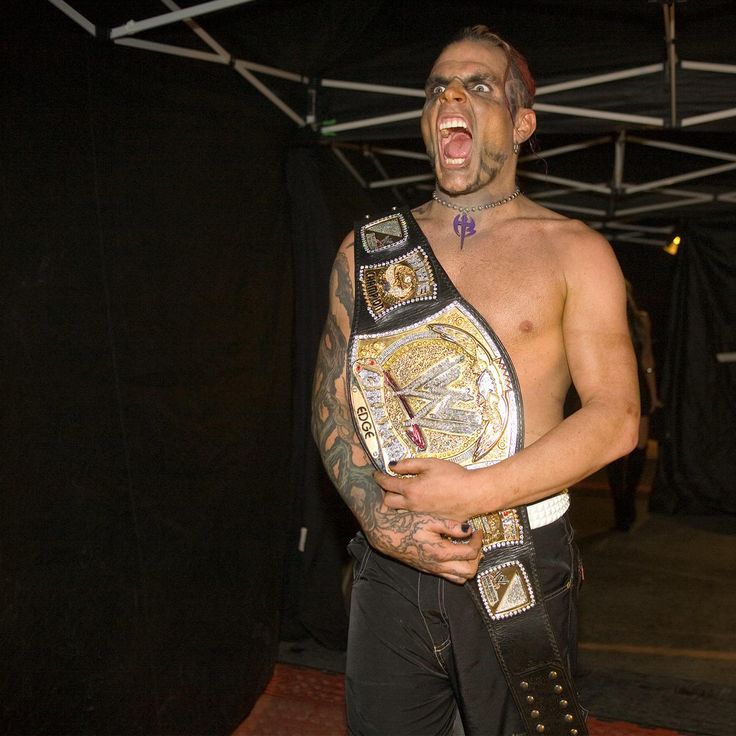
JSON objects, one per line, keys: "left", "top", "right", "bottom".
{"left": 470, "top": 508, "right": 523, "bottom": 552}
{"left": 477, "top": 560, "right": 535, "bottom": 620}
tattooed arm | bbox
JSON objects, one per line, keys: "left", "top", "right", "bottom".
{"left": 311, "top": 235, "right": 482, "bottom": 584}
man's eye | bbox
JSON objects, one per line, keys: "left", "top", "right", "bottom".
{"left": 471, "top": 83, "right": 491, "bottom": 93}
{"left": 431, "top": 85, "right": 446, "bottom": 96}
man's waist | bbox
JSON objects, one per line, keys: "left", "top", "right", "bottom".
{"left": 469, "top": 491, "right": 570, "bottom": 552}
{"left": 527, "top": 490, "right": 570, "bottom": 529}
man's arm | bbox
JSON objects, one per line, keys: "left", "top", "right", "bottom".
{"left": 376, "top": 226, "right": 640, "bottom": 519}
{"left": 311, "top": 235, "right": 482, "bottom": 583}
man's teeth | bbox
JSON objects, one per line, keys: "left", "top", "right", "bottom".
{"left": 439, "top": 118, "right": 468, "bottom": 138}
{"left": 439, "top": 118, "right": 470, "bottom": 162}
{"left": 439, "top": 118, "right": 468, "bottom": 130}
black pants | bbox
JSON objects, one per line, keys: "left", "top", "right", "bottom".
{"left": 346, "top": 514, "right": 582, "bottom": 736}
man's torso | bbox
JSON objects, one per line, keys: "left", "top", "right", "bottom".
{"left": 412, "top": 205, "right": 579, "bottom": 447}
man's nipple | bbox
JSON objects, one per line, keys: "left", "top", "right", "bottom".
{"left": 518, "top": 319, "right": 534, "bottom": 333}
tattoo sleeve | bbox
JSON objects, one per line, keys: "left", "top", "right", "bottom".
{"left": 311, "top": 247, "right": 382, "bottom": 533}
{"left": 311, "top": 245, "right": 461, "bottom": 567}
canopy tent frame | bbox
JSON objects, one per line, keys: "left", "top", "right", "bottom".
{"left": 48, "top": 0, "right": 257, "bottom": 38}
{"left": 47, "top": 0, "right": 735, "bottom": 243}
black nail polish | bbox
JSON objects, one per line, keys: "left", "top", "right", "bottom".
{"left": 461, "top": 523, "right": 471, "bottom": 533}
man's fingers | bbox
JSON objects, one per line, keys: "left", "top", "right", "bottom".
{"left": 443, "top": 521, "right": 474, "bottom": 539}
{"left": 441, "top": 573, "right": 469, "bottom": 585}
{"left": 387, "top": 457, "right": 426, "bottom": 475}
{"left": 435, "top": 533, "right": 481, "bottom": 562}
{"left": 437, "top": 560, "right": 481, "bottom": 583}
{"left": 373, "top": 470, "right": 407, "bottom": 493}
{"left": 383, "top": 491, "right": 406, "bottom": 510}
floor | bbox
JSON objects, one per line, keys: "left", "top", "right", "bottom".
{"left": 237, "top": 458, "right": 736, "bottom": 735}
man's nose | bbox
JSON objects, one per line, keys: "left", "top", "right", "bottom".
{"left": 441, "top": 79, "right": 467, "bottom": 103}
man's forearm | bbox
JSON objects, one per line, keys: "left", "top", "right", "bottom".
{"left": 311, "top": 314, "right": 481, "bottom": 577}
{"left": 310, "top": 313, "right": 445, "bottom": 551}
{"left": 310, "top": 309, "right": 382, "bottom": 529}
{"left": 382, "top": 395, "right": 640, "bottom": 522}
{"left": 478, "top": 397, "right": 639, "bottom": 512}
{"left": 310, "top": 246, "right": 482, "bottom": 581}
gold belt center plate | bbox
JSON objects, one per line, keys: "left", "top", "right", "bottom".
{"left": 349, "top": 301, "right": 520, "bottom": 472}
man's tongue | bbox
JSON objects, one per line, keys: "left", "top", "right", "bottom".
{"left": 444, "top": 131, "right": 472, "bottom": 160}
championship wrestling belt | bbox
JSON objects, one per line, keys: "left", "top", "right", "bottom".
{"left": 347, "top": 207, "right": 587, "bottom": 736}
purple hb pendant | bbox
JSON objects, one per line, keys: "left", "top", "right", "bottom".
{"left": 453, "top": 212, "right": 476, "bottom": 249}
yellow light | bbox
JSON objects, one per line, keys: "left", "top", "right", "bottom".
{"left": 664, "top": 235, "right": 680, "bottom": 255}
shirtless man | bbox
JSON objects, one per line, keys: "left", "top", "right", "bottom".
{"left": 312, "top": 25, "right": 639, "bottom": 736}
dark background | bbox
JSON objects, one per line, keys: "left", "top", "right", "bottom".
{"left": 2, "top": 1, "right": 734, "bottom": 733}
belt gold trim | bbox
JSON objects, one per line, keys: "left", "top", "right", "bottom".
{"left": 469, "top": 491, "right": 569, "bottom": 552}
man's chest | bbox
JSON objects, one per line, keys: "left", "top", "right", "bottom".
{"left": 434, "top": 242, "right": 565, "bottom": 348}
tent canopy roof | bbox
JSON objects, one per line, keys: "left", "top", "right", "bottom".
{"left": 49, "top": 0, "right": 736, "bottom": 240}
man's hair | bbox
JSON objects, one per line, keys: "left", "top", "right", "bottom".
{"left": 447, "top": 25, "right": 536, "bottom": 119}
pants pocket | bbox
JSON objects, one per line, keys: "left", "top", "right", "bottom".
{"left": 347, "top": 533, "right": 374, "bottom": 584}
{"left": 534, "top": 516, "right": 581, "bottom": 671}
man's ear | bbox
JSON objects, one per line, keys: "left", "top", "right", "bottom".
{"left": 514, "top": 108, "right": 536, "bottom": 145}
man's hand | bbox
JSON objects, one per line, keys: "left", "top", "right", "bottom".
{"left": 374, "top": 457, "right": 482, "bottom": 520}
{"left": 367, "top": 504, "right": 482, "bottom": 584}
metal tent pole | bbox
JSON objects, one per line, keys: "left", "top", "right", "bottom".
{"left": 109, "top": 0, "right": 256, "bottom": 39}
{"left": 47, "top": 0, "right": 96, "bottom": 35}
{"left": 663, "top": 2, "right": 678, "bottom": 127}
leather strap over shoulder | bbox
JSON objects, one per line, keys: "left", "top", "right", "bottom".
{"left": 351, "top": 207, "right": 459, "bottom": 334}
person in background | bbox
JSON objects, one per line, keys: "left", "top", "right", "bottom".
{"left": 607, "top": 281, "right": 663, "bottom": 531}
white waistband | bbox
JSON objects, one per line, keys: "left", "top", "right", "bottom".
{"left": 527, "top": 491, "right": 570, "bottom": 530}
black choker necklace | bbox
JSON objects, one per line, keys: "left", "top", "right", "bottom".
{"left": 432, "top": 188, "right": 521, "bottom": 249}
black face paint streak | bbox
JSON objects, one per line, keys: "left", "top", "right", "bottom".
{"left": 477, "top": 147, "right": 507, "bottom": 181}
{"left": 484, "top": 148, "right": 508, "bottom": 166}
{"left": 479, "top": 160, "right": 500, "bottom": 181}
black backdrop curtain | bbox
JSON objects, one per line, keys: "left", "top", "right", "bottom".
{"left": 2, "top": 5, "right": 293, "bottom": 733}
{"left": 6, "top": 2, "right": 735, "bottom": 731}
{"left": 283, "top": 141, "right": 392, "bottom": 649}
{"left": 651, "top": 221, "right": 736, "bottom": 515}
{"left": 283, "top": 142, "right": 353, "bottom": 649}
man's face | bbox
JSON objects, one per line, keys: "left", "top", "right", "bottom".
{"left": 421, "top": 40, "right": 516, "bottom": 196}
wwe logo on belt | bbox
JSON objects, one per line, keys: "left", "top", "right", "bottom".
{"left": 389, "top": 355, "right": 482, "bottom": 438}
{"left": 453, "top": 212, "right": 476, "bottom": 249}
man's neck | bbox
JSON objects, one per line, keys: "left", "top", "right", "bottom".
{"left": 431, "top": 184, "right": 521, "bottom": 221}
{"left": 435, "top": 178, "right": 519, "bottom": 209}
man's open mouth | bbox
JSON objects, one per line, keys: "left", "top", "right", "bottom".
{"left": 439, "top": 118, "right": 473, "bottom": 165}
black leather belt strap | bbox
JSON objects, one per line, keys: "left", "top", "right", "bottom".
{"left": 348, "top": 207, "right": 586, "bottom": 736}
{"left": 465, "top": 506, "right": 587, "bottom": 736}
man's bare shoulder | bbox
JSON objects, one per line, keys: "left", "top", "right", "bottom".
{"left": 519, "top": 202, "right": 613, "bottom": 258}
{"left": 554, "top": 220, "right": 615, "bottom": 267}
{"left": 520, "top": 198, "right": 599, "bottom": 236}
{"left": 333, "top": 231, "right": 356, "bottom": 276}
{"left": 339, "top": 231, "right": 355, "bottom": 253}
